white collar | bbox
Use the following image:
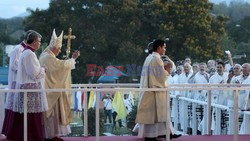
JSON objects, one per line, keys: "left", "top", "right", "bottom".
{"left": 152, "top": 52, "right": 161, "bottom": 59}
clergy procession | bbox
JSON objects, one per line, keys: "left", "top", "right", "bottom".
{"left": 0, "top": 29, "right": 249, "bottom": 141}
{"left": 1, "top": 29, "right": 80, "bottom": 141}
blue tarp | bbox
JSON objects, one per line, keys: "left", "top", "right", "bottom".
{"left": 97, "top": 66, "right": 126, "bottom": 83}
{"left": 0, "top": 67, "right": 8, "bottom": 85}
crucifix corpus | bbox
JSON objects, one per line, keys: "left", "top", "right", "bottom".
{"left": 63, "top": 27, "right": 76, "bottom": 58}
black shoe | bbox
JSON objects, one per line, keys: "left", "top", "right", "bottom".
{"left": 170, "top": 134, "right": 182, "bottom": 139}
{"left": 157, "top": 134, "right": 182, "bottom": 139}
{"left": 144, "top": 137, "right": 160, "bottom": 141}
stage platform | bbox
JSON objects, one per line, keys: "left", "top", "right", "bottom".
{"left": 1, "top": 135, "right": 250, "bottom": 141}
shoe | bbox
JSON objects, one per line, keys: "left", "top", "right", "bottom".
{"left": 144, "top": 137, "right": 160, "bottom": 141}
{"left": 45, "top": 137, "right": 64, "bottom": 141}
{"left": 170, "top": 134, "right": 182, "bottom": 139}
{"left": 157, "top": 134, "right": 182, "bottom": 139}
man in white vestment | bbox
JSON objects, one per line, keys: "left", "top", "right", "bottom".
{"left": 227, "top": 64, "right": 242, "bottom": 84}
{"left": 136, "top": 39, "right": 169, "bottom": 141}
{"left": 162, "top": 57, "right": 182, "bottom": 139}
{"left": 177, "top": 63, "right": 193, "bottom": 132}
{"left": 209, "top": 61, "right": 228, "bottom": 105}
{"left": 194, "top": 63, "right": 209, "bottom": 134}
{"left": 13, "top": 31, "right": 48, "bottom": 141}
{"left": 1, "top": 30, "right": 35, "bottom": 137}
{"left": 208, "top": 61, "right": 228, "bottom": 134}
{"left": 178, "top": 63, "right": 193, "bottom": 98}
{"left": 227, "top": 64, "right": 242, "bottom": 107}
{"left": 193, "top": 63, "right": 209, "bottom": 101}
{"left": 236, "top": 63, "right": 250, "bottom": 134}
{"left": 39, "top": 29, "right": 80, "bottom": 140}
{"left": 207, "top": 60, "right": 216, "bottom": 78}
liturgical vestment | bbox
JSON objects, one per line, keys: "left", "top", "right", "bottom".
{"left": 136, "top": 52, "right": 169, "bottom": 138}
{"left": 39, "top": 48, "right": 76, "bottom": 138}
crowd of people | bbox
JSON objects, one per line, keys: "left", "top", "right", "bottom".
{"left": 167, "top": 56, "right": 250, "bottom": 135}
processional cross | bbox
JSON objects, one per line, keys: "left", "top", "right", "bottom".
{"left": 63, "top": 27, "right": 76, "bottom": 58}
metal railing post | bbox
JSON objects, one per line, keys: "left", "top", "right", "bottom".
{"left": 84, "top": 90, "right": 88, "bottom": 137}
{"left": 95, "top": 91, "right": 100, "bottom": 141}
{"left": 166, "top": 90, "right": 170, "bottom": 141}
{"left": 234, "top": 89, "right": 239, "bottom": 141}
{"left": 207, "top": 90, "right": 212, "bottom": 135}
{"left": 24, "top": 92, "right": 27, "bottom": 141}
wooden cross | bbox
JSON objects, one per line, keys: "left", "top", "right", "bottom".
{"left": 63, "top": 27, "right": 76, "bottom": 58}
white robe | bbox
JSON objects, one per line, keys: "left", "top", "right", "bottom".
{"left": 1, "top": 42, "right": 25, "bottom": 135}
{"left": 177, "top": 72, "right": 193, "bottom": 130}
{"left": 13, "top": 49, "right": 48, "bottom": 113}
{"left": 5, "top": 42, "right": 25, "bottom": 110}
{"left": 209, "top": 72, "right": 228, "bottom": 105}
{"left": 208, "top": 72, "right": 228, "bottom": 132}
{"left": 178, "top": 72, "right": 193, "bottom": 97}
{"left": 0, "top": 89, "right": 4, "bottom": 135}
{"left": 193, "top": 72, "right": 209, "bottom": 101}
{"left": 137, "top": 52, "right": 169, "bottom": 138}
{"left": 39, "top": 48, "right": 76, "bottom": 138}
{"left": 194, "top": 72, "right": 209, "bottom": 134}
{"left": 238, "top": 75, "right": 250, "bottom": 134}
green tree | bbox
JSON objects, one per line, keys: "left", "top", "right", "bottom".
{"left": 23, "top": 0, "right": 227, "bottom": 83}
{"left": 24, "top": 0, "right": 146, "bottom": 83}
{"left": 163, "top": 0, "right": 227, "bottom": 61}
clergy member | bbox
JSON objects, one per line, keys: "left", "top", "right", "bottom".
{"left": 12, "top": 31, "right": 48, "bottom": 141}
{"left": 238, "top": 63, "right": 250, "bottom": 134}
{"left": 2, "top": 30, "right": 34, "bottom": 137}
{"left": 208, "top": 61, "right": 228, "bottom": 133}
{"left": 136, "top": 39, "right": 169, "bottom": 141}
{"left": 39, "top": 29, "right": 80, "bottom": 140}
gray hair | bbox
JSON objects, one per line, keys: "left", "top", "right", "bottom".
{"left": 26, "top": 31, "right": 42, "bottom": 44}
{"left": 234, "top": 64, "right": 242, "bottom": 70}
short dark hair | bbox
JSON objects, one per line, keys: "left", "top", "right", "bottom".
{"left": 152, "top": 39, "right": 165, "bottom": 51}
{"left": 217, "top": 60, "right": 225, "bottom": 68}
{"left": 26, "top": 31, "right": 42, "bottom": 44}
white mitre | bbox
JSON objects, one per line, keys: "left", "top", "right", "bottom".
{"left": 49, "top": 29, "right": 63, "bottom": 49}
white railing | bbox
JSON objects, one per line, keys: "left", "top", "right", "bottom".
{"left": 0, "top": 83, "right": 250, "bottom": 141}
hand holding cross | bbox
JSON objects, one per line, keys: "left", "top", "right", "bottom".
{"left": 63, "top": 27, "right": 76, "bottom": 58}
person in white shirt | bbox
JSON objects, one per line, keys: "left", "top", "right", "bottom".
{"left": 103, "top": 94, "right": 113, "bottom": 123}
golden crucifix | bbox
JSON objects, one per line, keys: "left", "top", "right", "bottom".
{"left": 63, "top": 27, "right": 76, "bottom": 58}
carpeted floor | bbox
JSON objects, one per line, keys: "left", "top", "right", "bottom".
{"left": 1, "top": 135, "right": 250, "bottom": 141}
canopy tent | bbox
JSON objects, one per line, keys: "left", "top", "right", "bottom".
{"left": 97, "top": 66, "right": 127, "bottom": 83}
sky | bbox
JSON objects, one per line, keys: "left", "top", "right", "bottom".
{"left": 0, "top": 0, "right": 50, "bottom": 19}
{"left": 0, "top": 0, "right": 249, "bottom": 19}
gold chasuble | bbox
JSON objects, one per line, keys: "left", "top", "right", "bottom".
{"left": 39, "top": 49, "right": 73, "bottom": 125}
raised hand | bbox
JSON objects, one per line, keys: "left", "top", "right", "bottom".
{"left": 72, "top": 50, "right": 80, "bottom": 60}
